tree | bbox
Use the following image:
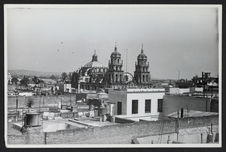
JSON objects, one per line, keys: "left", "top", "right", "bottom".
{"left": 26, "top": 97, "right": 34, "bottom": 109}
{"left": 11, "top": 77, "right": 19, "bottom": 85}
{"left": 50, "top": 74, "right": 57, "bottom": 80}
{"left": 71, "top": 72, "right": 80, "bottom": 88}
{"left": 20, "top": 76, "right": 29, "bottom": 86}
{"left": 61, "top": 72, "right": 67, "bottom": 82}
{"left": 39, "top": 79, "right": 44, "bottom": 83}
{"left": 32, "top": 76, "right": 39, "bottom": 84}
{"left": 87, "top": 99, "right": 101, "bottom": 107}
{"left": 68, "top": 72, "right": 72, "bottom": 81}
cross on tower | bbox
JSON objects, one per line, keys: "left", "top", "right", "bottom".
{"left": 141, "top": 43, "right": 144, "bottom": 53}
{"left": 114, "top": 42, "right": 117, "bottom": 51}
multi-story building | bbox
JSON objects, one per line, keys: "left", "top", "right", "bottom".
{"left": 108, "top": 88, "right": 165, "bottom": 121}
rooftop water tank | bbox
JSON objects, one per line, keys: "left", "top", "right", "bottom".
{"left": 24, "top": 112, "right": 41, "bottom": 127}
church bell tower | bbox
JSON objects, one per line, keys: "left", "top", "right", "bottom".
{"left": 134, "top": 44, "right": 151, "bottom": 87}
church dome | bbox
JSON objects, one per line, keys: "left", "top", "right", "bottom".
{"left": 137, "top": 45, "right": 147, "bottom": 60}
{"left": 83, "top": 51, "right": 105, "bottom": 68}
{"left": 111, "top": 45, "right": 121, "bottom": 57}
{"left": 84, "top": 61, "right": 104, "bottom": 68}
{"left": 137, "top": 52, "right": 147, "bottom": 59}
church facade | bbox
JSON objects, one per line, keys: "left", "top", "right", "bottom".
{"left": 72, "top": 44, "right": 152, "bottom": 91}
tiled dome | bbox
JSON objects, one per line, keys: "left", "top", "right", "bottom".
{"left": 84, "top": 61, "right": 104, "bottom": 68}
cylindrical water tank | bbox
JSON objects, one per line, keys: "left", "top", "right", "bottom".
{"left": 24, "top": 112, "right": 41, "bottom": 127}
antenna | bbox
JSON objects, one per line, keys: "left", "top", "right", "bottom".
{"left": 126, "top": 49, "right": 128, "bottom": 73}
{"left": 114, "top": 42, "right": 117, "bottom": 52}
{"left": 141, "top": 43, "right": 144, "bottom": 53}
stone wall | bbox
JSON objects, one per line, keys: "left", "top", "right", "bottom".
{"left": 7, "top": 115, "right": 218, "bottom": 144}
{"left": 45, "top": 115, "right": 218, "bottom": 144}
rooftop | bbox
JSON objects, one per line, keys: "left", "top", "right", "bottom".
{"left": 110, "top": 88, "right": 166, "bottom": 93}
{"left": 84, "top": 61, "right": 105, "bottom": 68}
{"left": 167, "top": 110, "right": 218, "bottom": 118}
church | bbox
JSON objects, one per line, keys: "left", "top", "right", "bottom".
{"left": 71, "top": 44, "right": 152, "bottom": 91}
{"left": 75, "top": 50, "right": 108, "bottom": 90}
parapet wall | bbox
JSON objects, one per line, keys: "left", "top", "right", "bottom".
{"left": 45, "top": 115, "right": 218, "bottom": 144}
{"left": 8, "top": 115, "right": 218, "bottom": 144}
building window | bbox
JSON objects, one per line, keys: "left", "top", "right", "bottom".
{"left": 132, "top": 100, "right": 138, "bottom": 114}
{"left": 158, "top": 99, "right": 163, "bottom": 112}
{"left": 117, "top": 102, "right": 122, "bottom": 115}
{"left": 145, "top": 99, "right": 151, "bottom": 113}
{"left": 116, "top": 74, "right": 118, "bottom": 82}
{"left": 146, "top": 75, "right": 148, "bottom": 82}
{"left": 143, "top": 75, "right": 145, "bottom": 82}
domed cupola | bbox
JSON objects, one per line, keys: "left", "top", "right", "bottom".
{"left": 84, "top": 50, "right": 105, "bottom": 68}
{"left": 92, "top": 50, "right": 98, "bottom": 62}
{"left": 137, "top": 44, "right": 147, "bottom": 60}
{"left": 111, "top": 42, "right": 121, "bottom": 58}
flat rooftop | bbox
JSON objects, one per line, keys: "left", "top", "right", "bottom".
{"left": 110, "top": 88, "right": 165, "bottom": 93}
{"left": 43, "top": 118, "right": 87, "bottom": 132}
{"left": 69, "top": 117, "right": 118, "bottom": 127}
{"left": 167, "top": 110, "right": 218, "bottom": 118}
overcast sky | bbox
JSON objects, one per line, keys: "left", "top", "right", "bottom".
{"left": 6, "top": 5, "right": 220, "bottom": 79}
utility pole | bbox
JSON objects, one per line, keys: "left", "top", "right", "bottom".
{"left": 39, "top": 95, "right": 41, "bottom": 113}
{"left": 61, "top": 95, "right": 62, "bottom": 108}
{"left": 16, "top": 95, "right": 18, "bottom": 121}
{"left": 16, "top": 95, "right": 18, "bottom": 113}
{"left": 70, "top": 92, "right": 72, "bottom": 106}
{"left": 176, "top": 109, "right": 179, "bottom": 142}
{"left": 44, "top": 132, "right": 47, "bottom": 144}
{"left": 43, "top": 96, "right": 45, "bottom": 105}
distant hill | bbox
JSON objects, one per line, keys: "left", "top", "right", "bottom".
{"left": 9, "top": 69, "right": 61, "bottom": 78}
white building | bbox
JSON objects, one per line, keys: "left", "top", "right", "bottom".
{"left": 169, "top": 87, "right": 190, "bottom": 95}
{"left": 108, "top": 88, "right": 165, "bottom": 121}
{"left": 8, "top": 73, "right": 12, "bottom": 84}
{"left": 64, "top": 83, "right": 72, "bottom": 93}
{"left": 18, "top": 92, "right": 35, "bottom": 96}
